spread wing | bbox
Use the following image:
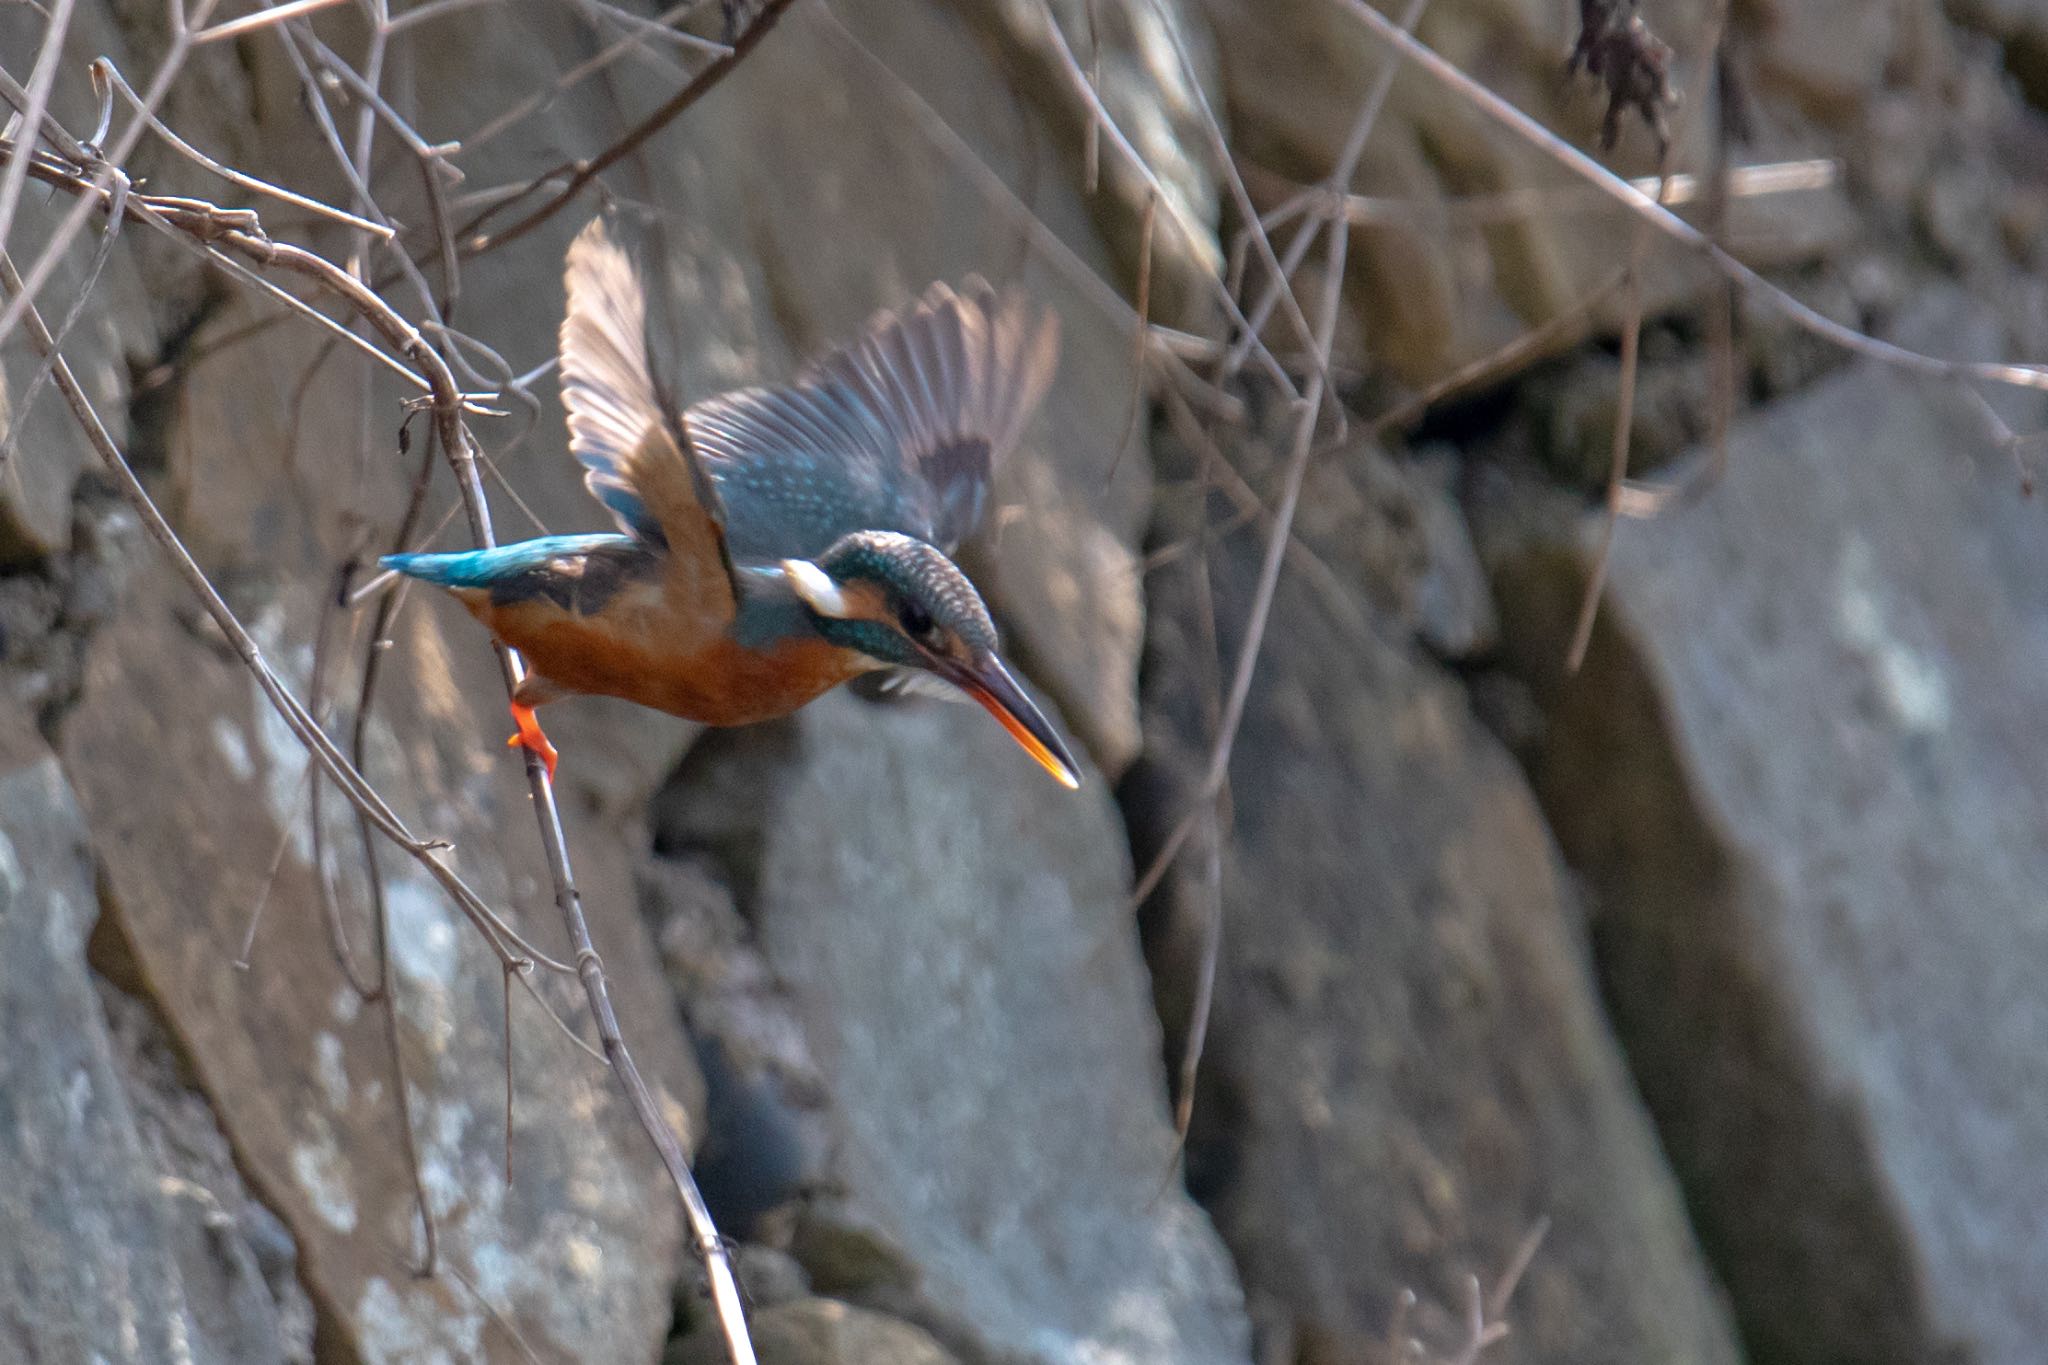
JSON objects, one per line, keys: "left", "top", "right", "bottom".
{"left": 560, "top": 219, "right": 738, "bottom": 620}
{"left": 683, "top": 278, "right": 1059, "bottom": 561}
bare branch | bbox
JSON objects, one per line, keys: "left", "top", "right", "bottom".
{"left": 1332, "top": 0, "right": 2048, "bottom": 396}
{"left": 92, "top": 58, "right": 394, "bottom": 237}
{"left": 456, "top": 0, "right": 797, "bottom": 259}
{"left": 0, "top": 0, "right": 77, "bottom": 257}
{"left": 193, "top": 0, "right": 351, "bottom": 45}
{"left": 0, "top": 153, "right": 757, "bottom": 1359}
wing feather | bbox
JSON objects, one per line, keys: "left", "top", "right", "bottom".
{"left": 685, "top": 278, "right": 1059, "bottom": 559}
{"left": 559, "top": 219, "right": 737, "bottom": 624}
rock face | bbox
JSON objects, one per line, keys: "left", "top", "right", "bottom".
{"left": 654, "top": 692, "right": 1252, "bottom": 1365}
{"left": 1133, "top": 426, "right": 1742, "bottom": 1365}
{"left": 64, "top": 568, "right": 705, "bottom": 1363}
{"left": 0, "top": 195, "right": 146, "bottom": 563}
{"left": 10, "top": 0, "right": 1190, "bottom": 1354}
{"left": 1196, "top": 0, "right": 1856, "bottom": 386}
{"left": 670, "top": 1298, "right": 960, "bottom": 1365}
{"left": 16, "top": 0, "right": 2048, "bottom": 1359}
{"left": 9, "top": 0, "right": 1196, "bottom": 1355}
{"left": 1484, "top": 297, "right": 2048, "bottom": 1365}
{"left": 0, "top": 712, "right": 292, "bottom": 1362}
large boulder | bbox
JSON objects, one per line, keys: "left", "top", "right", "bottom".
{"left": 12, "top": 0, "right": 1219, "bottom": 1355}
{"left": 653, "top": 691, "right": 1253, "bottom": 1365}
{"left": 64, "top": 565, "right": 705, "bottom": 1363}
{"left": 0, "top": 712, "right": 294, "bottom": 1362}
{"left": 1196, "top": 0, "right": 1859, "bottom": 386}
{"left": 1483, "top": 295, "right": 2048, "bottom": 1363}
{"left": 1132, "top": 421, "right": 1742, "bottom": 1364}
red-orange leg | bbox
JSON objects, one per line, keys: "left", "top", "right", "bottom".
{"left": 506, "top": 701, "right": 560, "bottom": 780}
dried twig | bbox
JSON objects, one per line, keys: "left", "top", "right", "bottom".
{"left": 455, "top": 0, "right": 797, "bottom": 259}
{"left": 1034, "top": 0, "right": 1296, "bottom": 398}
{"left": 0, "top": 133, "right": 758, "bottom": 1364}
{"left": 193, "top": 0, "right": 351, "bottom": 44}
{"left": 1333, "top": 0, "right": 2048, "bottom": 397}
{"left": 0, "top": 0, "right": 75, "bottom": 260}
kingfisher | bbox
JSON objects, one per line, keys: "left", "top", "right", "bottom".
{"left": 381, "top": 220, "right": 1081, "bottom": 789}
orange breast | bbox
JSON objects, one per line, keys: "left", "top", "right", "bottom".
{"left": 464, "top": 594, "right": 866, "bottom": 726}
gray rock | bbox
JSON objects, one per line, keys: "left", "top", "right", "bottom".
{"left": 669, "top": 1297, "right": 959, "bottom": 1365}
{"left": 965, "top": 0, "right": 1225, "bottom": 329}
{"left": 0, "top": 193, "right": 148, "bottom": 564}
{"left": 644, "top": 854, "right": 833, "bottom": 1233}
{"left": 95, "top": 980, "right": 319, "bottom": 1362}
{"left": 1947, "top": 0, "right": 2048, "bottom": 107}
{"left": 1132, "top": 415, "right": 1742, "bottom": 1365}
{"left": 1485, "top": 294, "right": 2048, "bottom": 1365}
{"left": 1409, "top": 448, "right": 1501, "bottom": 660}
{"left": 1195, "top": 0, "right": 1855, "bottom": 388}
{"left": 656, "top": 694, "right": 1252, "bottom": 1365}
{"left": 0, "top": 712, "right": 287, "bottom": 1362}
{"left": 64, "top": 573, "right": 704, "bottom": 1364}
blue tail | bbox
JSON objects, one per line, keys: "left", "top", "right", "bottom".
{"left": 381, "top": 534, "right": 631, "bottom": 588}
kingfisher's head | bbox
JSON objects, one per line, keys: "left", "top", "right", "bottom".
{"left": 780, "top": 530, "right": 1081, "bottom": 789}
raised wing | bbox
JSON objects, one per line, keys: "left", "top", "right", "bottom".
{"left": 684, "top": 279, "right": 1059, "bottom": 561}
{"left": 560, "top": 219, "right": 738, "bottom": 618}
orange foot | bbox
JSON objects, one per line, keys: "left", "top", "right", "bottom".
{"left": 506, "top": 701, "right": 560, "bottom": 781}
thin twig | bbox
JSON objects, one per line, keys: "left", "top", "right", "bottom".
{"left": 193, "top": 0, "right": 351, "bottom": 44}
{"left": 1224, "top": 0, "right": 1431, "bottom": 386}
{"left": 1332, "top": 0, "right": 2048, "bottom": 396}
{"left": 460, "top": 0, "right": 705, "bottom": 153}
{"left": 456, "top": 0, "right": 797, "bottom": 258}
{"left": 1033, "top": 0, "right": 1296, "bottom": 399}
{"left": 0, "top": 0, "right": 77, "bottom": 259}
{"left": 1565, "top": 237, "right": 1649, "bottom": 673}
{"left": 0, "top": 0, "right": 225, "bottom": 346}
{"left": 234, "top": 760, "right": 316, "bottom": 968}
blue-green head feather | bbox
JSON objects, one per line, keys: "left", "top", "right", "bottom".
{"left": 779, "top": 528, "right": 1081, "bottom": 789}
{"left": 783, "top": 530, "right": 998, "bottom": 669}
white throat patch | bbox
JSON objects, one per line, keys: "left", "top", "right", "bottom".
{"left": 781, "top": 558, "right": 854, "bottom": 618}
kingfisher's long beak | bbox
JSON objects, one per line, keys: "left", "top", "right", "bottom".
{"left": 938, "top": 650, "right": 1083, "bottom": 790}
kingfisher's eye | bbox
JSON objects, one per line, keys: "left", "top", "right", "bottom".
{"left": 898, "top": 599, "right": 937, "bottom": 641}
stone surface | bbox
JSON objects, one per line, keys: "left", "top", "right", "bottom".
{"left": 1131, "top": 420, "right": 1742, "bottom": 1365}
{"left": 94, "top": 980, "right": 320, "bottom": 1363}
{"left": 0, "top": 7, "right": 153, "bottom": 563}
{"left": 63, "top": 567, "right": 704, "bottom": 1364}
{"left": 655, "top": 691, "right": 1252, "bottom": 1365}
{"left": 670, "top": 1297, "right": 959, "bottom": 1365}
{"left": 0, "top": 194, "right": 149, "bottom": 566}
{"left": 1196, "top": 0, "right": 1862, "bottom": 387}
{"left": 14, "top": 0, "right": 1202, "bottom": 1355}
{"left": 969, "top": 0, "right": 1226, "bottom": 328}
{"left": 1483, "top": 295, "right": 2048, "bottom": 1365}
{"left": 0, "top": 711, "right": 291, "bottom": 1362}
{"left": 644, "top": 852, "right": 834, "bottom": 1234}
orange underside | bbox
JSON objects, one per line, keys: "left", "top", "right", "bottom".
{"left": 470, "top": 597, "right": 866, "bottom": 727}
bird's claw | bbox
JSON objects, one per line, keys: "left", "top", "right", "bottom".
{"left": 507, "top": 702, "right": 559, "bottom": 781}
